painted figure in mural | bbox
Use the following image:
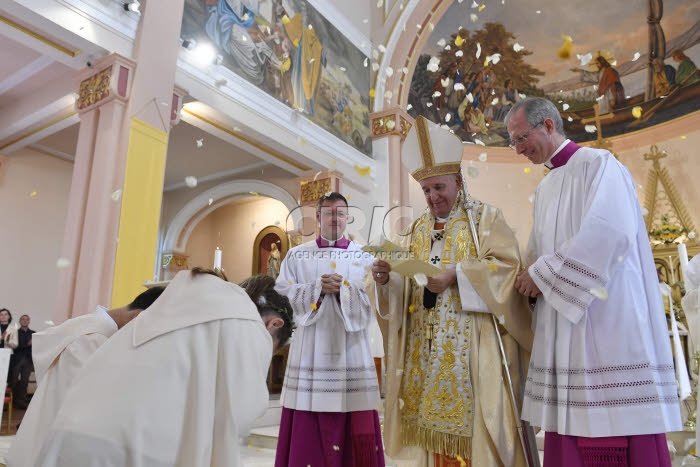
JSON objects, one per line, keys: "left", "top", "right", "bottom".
{"left": 672, "top": 49, "right": 700, "bottom": 86}
{"left": 652, "top": 58, "right": 675, "bottom": 97}
{"left": 496, "top": 78, "right": 520, "bottom": 121}
{"left": 267, "top": 242, "right": 281, "bottom": 279}
{"left": 274, "top": 192, "right": 384, "bottom": 466}
{"left": 205, "top": 0, "right": 281, "bottom": 86}
{"left": 371, "top": 116, "right": 534, "bottom": 466}
{"left": 571, "top": 55, "right": 625, "bottom": 114}
{"left": 458, "top": 101, "right": 489, "bottom": 135}
{"left": 506, "top": 97, "right": 681, "bottom": 466}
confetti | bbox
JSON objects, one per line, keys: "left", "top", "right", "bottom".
{"left": 632, "top": 106, "right": 642, "bottom": 119}
{"left": 632, "top": 52, "right": 641, "bottom": 61}
{"left": 584, "top": 124, "right": 597, "bottom": 133}
{"left": 455, "top": 36, "right": 465, "bottom": 47}
{"left": 487, "top": 264, "right": 499, "bottom": 272}
{"left": 184, "top": 176, "right": 198, "bottom": 188}
{"left": 56, "top": 258, "right": 71, "bottom": 269}
{"left": 562, "top": 103, "right": 570, "bottom": 111}
{"left": 111, "top": 189, "right": 122, "bottom": 201}
{"left": 557, "top": 35, "right": 573, "bottom": 60}
{"left": 478, "top": 152, "right": 488, "bottom": 162}
{"left": 524, "top": 168, "right": 531, "bottom": 174}
{"left": 208, "top": 198, "right": 214, "bottom": 206}
{"left": 408, "top": 304, "right": 416, "bottom": 313}
{"left": 513, "top": 43, "right": 525, "bottom": 52}
{"left": 414, "top": 273, "right": 428, "bottom": 287}
{"left": 590, "top": 287, "right": 609, "bottom": 301}
{"left": 354, "top": 165, "right": 371, "bottom": 176}
{"left": 196, "top": 138, "right": 204, "bottom": 148}
{"left": 577, "top": 53, "right": 592, "bottom": 66}
{"left": 427, "top": 56, "right": 440, "bottom": 72}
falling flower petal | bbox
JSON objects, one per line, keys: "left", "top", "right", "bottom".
{"left": 208, "top": 197, "right": 214, "bottom": 206}
{"left": 557, "top": 35, "right": 573, "bottom": 60}
{"left": 427, "top": 56, "right": 440, "bottom": 72}
{"left": 455, "top": 50, "right": 464, "bottom": 57}
{"left": 426, "top": 102, "right": 433, "bottom": 107}
{"left": 590, "top": 287, "right": 609, "bottom": 300}
{"left": 333, "top": 445, "right": 341, "bottom": 451}
{"left": 185, "top": 176, "right": 198, "bottom": 188}
{"left": 524, "top": 167, "right": 531, "bottom": 174}
{"left": 474, "top": 138, "right": 485, "bottom": 146}
{"left": 632, "top": 106, "right": 642, "bottom": 119}
{"left": 641, "top": 207, "right": 649, "bottom": 216}
{"left": 562, "top": 103, "right": 570, "bottom": 111}
{"left": 475, "top": 42, "right": 482, "bottom": 59}
{"left": 30, "top": 190, "right": 38, "bottom": 197}
{"left": 478, "top": 152, "right": 488, "bottom": 162}
{"left": 354, "top": 165, "right": 371, "bottom": 176}
{"left": 406, "top": 104, "right": 413, "bottom": 111}
{"left": 437, "top": 38, "right": 446, "bottom": 47}
{"left": 399, "top": 398, "right": 405, "bottom": 410}
{"left": 632, "top": 52, "right": 641, "bottom": 61}
{"left": 470, "top": 13, "right": 478, "bottom": 22}
{"left": 498, "top": 314, "right": 505, "bottom": 325}
{"left": 568, "top": 116, "right": 574, "bottom": 122}
{"left": 386, "top": 119, "right": 396, "bottom": 130}
{"left": 369, "top": 88, "right": 376, "bottom": 97}
{"left": 454, "top": 83, "right": 465, "bottom": 91}
{"left": 249, "top": 191, "right": 259, "bottom": 196}
{"left": 408, "top": 304, "right": 416, "bottom": 313}
{"left": 467, "top": 166, "right": 479, "bottom": 178}
{"left": 688, "top": 231, "right": 696, "bottom": 239}
{"left": 577, "top": 52, "right": 592, "bottom": 66}
{"left": 372, "top": 62, "right": 380, "bottom": 71}
{"left": 466, "top": 92, "right": 474, "bottom": 103}
{"left": 364, "top": 57, "right": 369, "bottom": 67}
{"left": 491, "top": 97, "right": 499, "bottom": 105}
{"left": 513, "top": 43, "right": 525, "bottom": 52}
{"left": 310, "top": 303, "right": 317, "bottom": 311}
{"left": 456, "top": 455, "right": 467, "bottom": 467}
{"left": 528, "top": 194, "right": 535, "bottom": 203}
{"left": 584, "top": 124, "right": 597, "bottom": 133}
{"left": 330, "top": 261, "right": 337, "bottom": 269}
{"left": 445, "top": 113, "right": 452, "bottom": 122}
{"left": 111, "top": 189, "right": 122, "bottom": 201}
{"left": 56, "top": 258, "right": 71, "bottom": 269}
{"left": 478, "top": 4, "right": 485, "bottom": 11}
{"left": 385, "top": 66, "right": 394, "bottom": 77}
{"left": 432, "top": 91, "right": 442, "bottom": 98}
{"left": 455, "top": 35, "right": 465, "bottom": 47}
{"left": 414, "top": 273, "right": 428, "bottom": 287}
{"left": 471, "top": 0, "right": 478, "bottom": 6}
{"left": 384, "top": 90, "right": 393, "bottom": 99}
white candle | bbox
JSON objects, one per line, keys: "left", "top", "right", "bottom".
{"left": 214, "top": 247, "right": 222, "bottom": 270}
{"left": 678, "top": 243, "right": 689, "bottom": 276}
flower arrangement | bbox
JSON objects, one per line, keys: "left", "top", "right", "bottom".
{"left": 650, "top": 214, "right": 685, "bottom": 244}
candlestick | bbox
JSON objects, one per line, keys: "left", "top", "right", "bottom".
{"left": 669, "top": 256, "right": 677, "bottom": 284}
{"left": 214, "top": 247, "right": 222, "bottom": 270}
{"left": 679, "top": 243, "right": 689, "bottom": 277}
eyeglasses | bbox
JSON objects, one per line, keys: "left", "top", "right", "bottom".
{"left": 508, "top": 121, "right": 544, "bottom": 149}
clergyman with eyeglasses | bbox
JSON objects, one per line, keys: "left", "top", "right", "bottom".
{"left": 273, "top": 192, "right": 385, "bottom": 466}
{"left": 506, "top": 97, "right": 681, "bottom": 466}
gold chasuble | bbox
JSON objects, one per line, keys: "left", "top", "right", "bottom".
{"left": 300, "top": 27, "right": 322, "bottom": 100}
{"left": 372, "top": 116, "right": 534, "bottom": 466}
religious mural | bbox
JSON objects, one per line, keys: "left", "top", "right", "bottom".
{"left": 181, "top": 0, "right": 372, "bottom": 156}
{"left": 408, "top": 0, "right": 700, "bottom": 147}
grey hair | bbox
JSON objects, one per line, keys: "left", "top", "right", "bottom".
{"left": 504, "top": 97, "right": 566, "bottom": 137}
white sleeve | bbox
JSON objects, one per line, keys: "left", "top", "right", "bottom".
{"left": 456, "top": 264, "right": 489, "bottom": 313}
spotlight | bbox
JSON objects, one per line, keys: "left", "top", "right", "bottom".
{"left": 191, "top": 43, "right": 217, "bottom": 67}
{"left": 123, "top": 0, "right": 140, "bottom": 12}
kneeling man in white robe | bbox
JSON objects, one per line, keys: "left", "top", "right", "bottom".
{"left": 7, "top": 286, "right": 165, "bottom": 467}
{"left": 36, "top": 269, "right": 294, "bottom": 467}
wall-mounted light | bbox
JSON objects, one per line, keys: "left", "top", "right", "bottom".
{"left": 123, "top": 0, "right": 140, "bottom": 13}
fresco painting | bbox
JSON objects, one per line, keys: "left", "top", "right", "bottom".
{"left": 182, "top": 0, "right": 372, "bottom": 155}
{"left": 408, "top": 0, "right": 700, "bottom": 147}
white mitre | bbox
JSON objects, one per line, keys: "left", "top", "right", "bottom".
{"left": 402, "top": 116, "right": 463, "bottom": 182}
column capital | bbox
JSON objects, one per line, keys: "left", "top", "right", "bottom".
{"left": 75, "top": 53, "right": 137, "bottom": 114}
{"left": 370, "top": 108, "right": 413, "bottom": 142}
{"left": 295, "top": 170, "right": 343, "bottom": 206}
{"left": 171, "top": 85, "right": 188, "bottom": 127}
{"left": 161, "top": 251, "right": 189, "bottom": 280}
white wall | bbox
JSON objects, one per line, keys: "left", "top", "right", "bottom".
{"left": 0, "top": 149, "right": 72, "bottom": 331}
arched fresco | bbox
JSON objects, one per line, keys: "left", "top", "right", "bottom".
{"left": 407, "top": 0, "right": 700, "bottom": 147}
